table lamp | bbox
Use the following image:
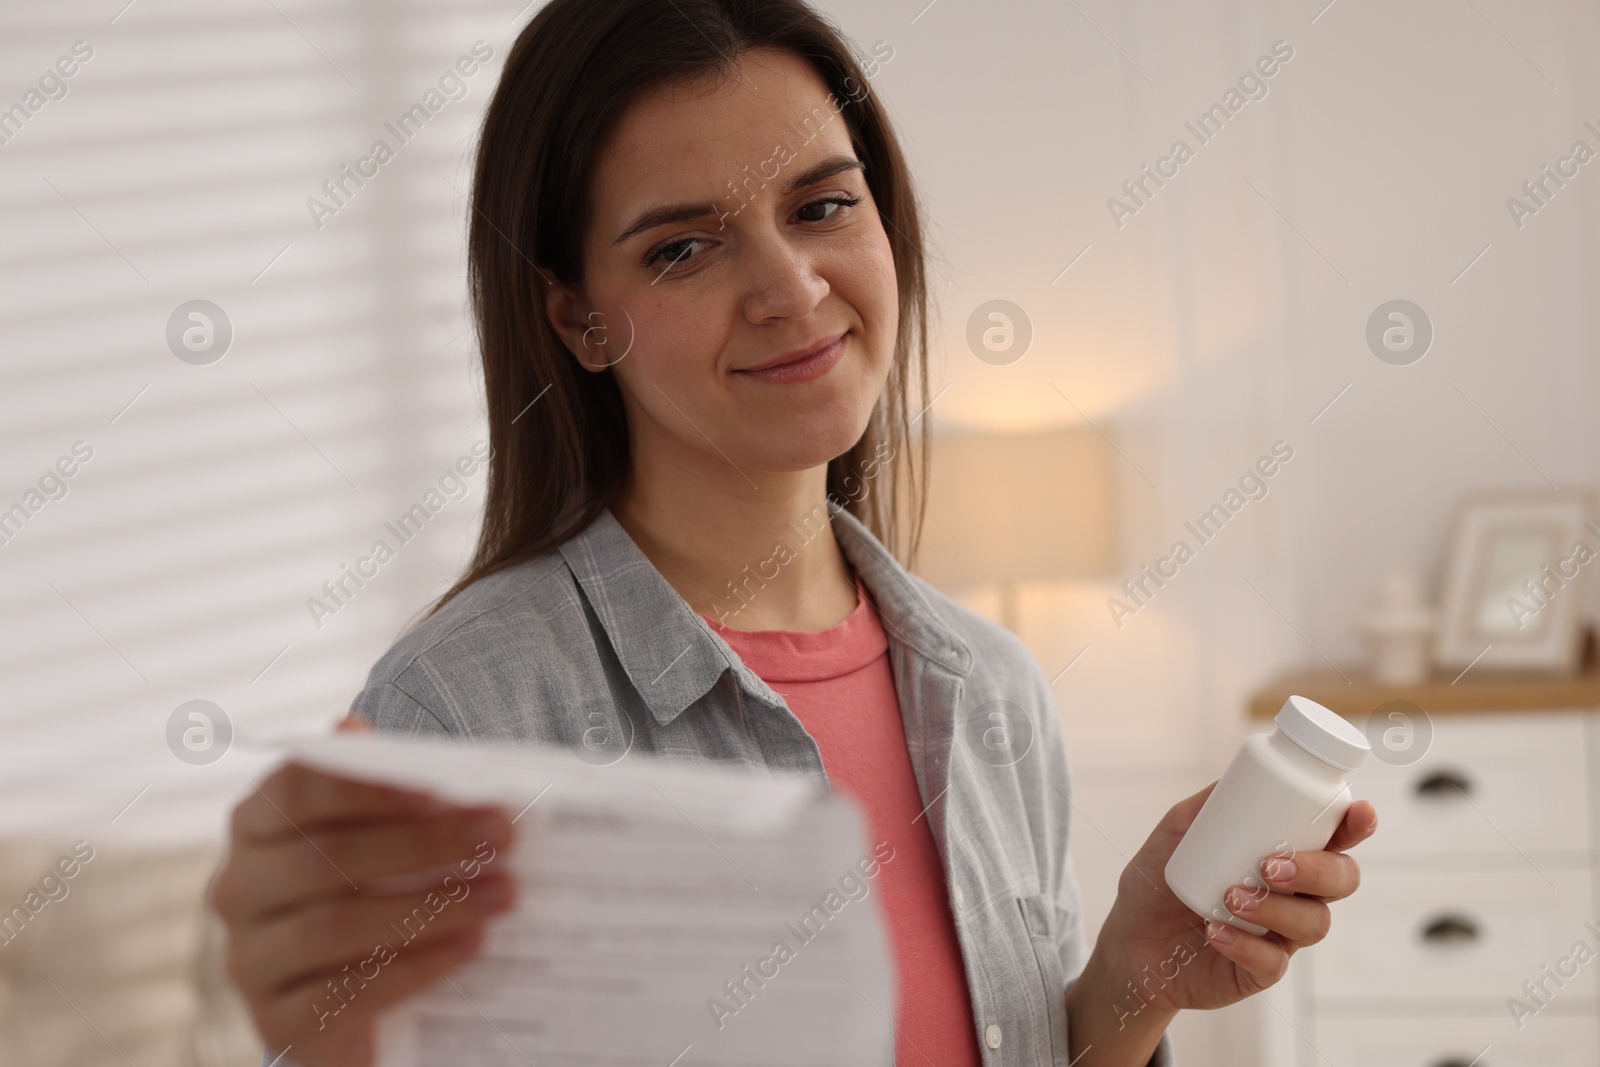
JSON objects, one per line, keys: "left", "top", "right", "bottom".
{"left": 912, "top": 427, "right": 1116, "bottom": 632}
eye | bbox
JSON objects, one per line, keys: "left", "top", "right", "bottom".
{"left": 794, "top": 194, "right": 862, "bottom": 223}
{"left": 643, "top": 236, "right": 708, "bottom": 272}
{"left": 641, "top": 194, "right": 865, "bottom": 276}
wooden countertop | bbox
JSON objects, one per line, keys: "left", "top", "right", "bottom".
{"left": 1248, "top": 667, "right": 1600, "bottom": 719}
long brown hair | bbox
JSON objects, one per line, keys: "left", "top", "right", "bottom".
{"left": 426, "top": 0, "right": 932, "bottom": 620}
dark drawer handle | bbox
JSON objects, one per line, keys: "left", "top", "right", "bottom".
{"left": 1420, "top": 914, "right": 1480, "bottom": 944}
{"left": 1429, "top": 1059, "right": 1484, "bottom": 1067}
{"left": 1415, "top": 770, "right": 1472, "bottom": 798}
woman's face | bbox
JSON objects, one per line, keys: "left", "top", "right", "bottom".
{"left": 547, "top": 47, "right": 899, "bottom": 484}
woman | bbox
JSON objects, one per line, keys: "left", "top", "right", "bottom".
{"left": 210, "top": 1, "right": 1376, "bottom": 1064}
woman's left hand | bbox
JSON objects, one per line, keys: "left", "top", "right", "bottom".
{"left": 1088, "top": 781, "right": 1378, "bottom": 1018}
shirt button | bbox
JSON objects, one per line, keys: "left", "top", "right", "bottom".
{"left": 951, "top": 885, "right": 965, "bottom": 911}
{"left": 985, "top": 1024, "right": 1003, "bottom": 1049}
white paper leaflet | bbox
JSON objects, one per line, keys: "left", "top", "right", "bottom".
{"left": 280, "top": 732, "right": 895, "bottom": 1067}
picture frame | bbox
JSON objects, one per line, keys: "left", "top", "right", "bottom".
{"left": 1433, "top": 488, "right": 1598, "bottom": 674}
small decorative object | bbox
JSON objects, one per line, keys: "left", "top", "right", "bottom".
{"left": 1361, "top": 566, "right": 1435, "bottom": 685}
{"left": 1433, "top": 489, "right": 1598, "bottom": 675}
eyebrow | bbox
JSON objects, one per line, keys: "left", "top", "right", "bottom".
{"left": 612, "top": 154, "right": 866, "bottom": 246}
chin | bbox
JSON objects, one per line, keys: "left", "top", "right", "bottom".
{"left": 722, "top": 357, "right": 890, "bottom": 471}
{"left": 741, "top": 406, "right": 876, "bottom": 473}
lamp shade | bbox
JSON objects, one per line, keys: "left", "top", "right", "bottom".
{"left": 913, "top": 427, "right": 1115, "bottom": 590}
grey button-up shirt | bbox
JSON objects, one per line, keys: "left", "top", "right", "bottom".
{"left": 267, "top": 505, "right": 1176, "bottom": 1067}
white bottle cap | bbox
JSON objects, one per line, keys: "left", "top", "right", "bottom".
{"left": 1275, "top": 694, "right": 1371, "bottom": 771}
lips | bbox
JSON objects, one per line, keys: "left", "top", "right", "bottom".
{"left": 734, "top": 331, "right": 848, "bottom": 385}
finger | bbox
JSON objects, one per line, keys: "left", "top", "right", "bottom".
{"left": 234, "top": 762, "right": 449, "bottom": 841}
{"left": 1259, "top": 848, "right": 1360, "bottom": 902}
{"left": 220, "top": 807, "right": 514, "bottom": 920}
{"left": 258, "top": 926, "right": 487, "bottom": 1050}
{"left": 233, "top": 874, "right": 516, "bottom": 997}
{"left": 1325, "top": 799, "right": 1378, "bottom": 853}
{"left": 1202, "top": 918, "right": 1290, "bottom": 988}
{"left": 336, "top": 714, "right": 374, "bottom": 733}
{"left": 1222, "top": 884, "right": 1331, "bottom": 947}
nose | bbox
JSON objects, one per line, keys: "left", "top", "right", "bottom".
{"left": 740, "top": 226, "right": 830, "bottom": 324}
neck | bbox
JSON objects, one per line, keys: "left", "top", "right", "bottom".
{"left": 612, "top": 437, "right": 858, "bottom": 633}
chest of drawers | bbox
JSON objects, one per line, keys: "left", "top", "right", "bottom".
{"left": 1245, "top": 671, "right": 1600, "bottom": 1067}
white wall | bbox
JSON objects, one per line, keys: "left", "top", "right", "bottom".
{"left": 839, "top": 1, "right": 1600, "bottom": 1061}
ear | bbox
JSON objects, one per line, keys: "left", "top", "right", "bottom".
{"left": 541, "top": 276, "right": 610, "bottom": 374}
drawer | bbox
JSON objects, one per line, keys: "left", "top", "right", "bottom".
{"left": 1311, "top": 1012, "right": 1600, "bottom": 1067}
{"left": 1348, "top": 711, "right": 1590, "bottom": 857}
{"left": 1309, "top": 866, "right": 1597, "bottom": 1002}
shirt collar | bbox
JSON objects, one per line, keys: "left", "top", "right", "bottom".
{"left": 829, "top": 505, "right": 974, "bottom": 677}
{"left": 558, "top": 505, "right": 973, "bottom": 727}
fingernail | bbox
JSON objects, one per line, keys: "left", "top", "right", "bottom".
{"left": 1263, "top": 854, "right": 1296, "bottom": 883}
{"left": 1226, "top": 885, "right": 1259, "bottom": 913}
{"left": 1205, "top": 919, "right": 1235, "bottom": 944}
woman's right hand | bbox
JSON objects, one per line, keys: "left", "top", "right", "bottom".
{"left": 208, "top": 754, "right": 517, "bottom": 1066}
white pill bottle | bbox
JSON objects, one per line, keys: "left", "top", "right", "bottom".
{"left": 1164, "top": 695, "right": 1371, "bottom": 934}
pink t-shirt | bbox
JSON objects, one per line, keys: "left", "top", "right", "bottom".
{"left": 704, "top": 579, "right": 983, "bottom": 1067}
